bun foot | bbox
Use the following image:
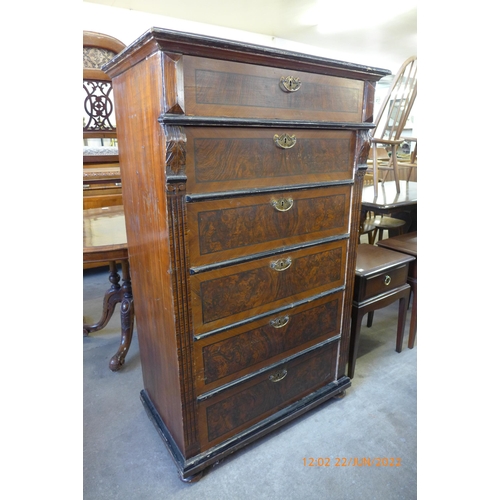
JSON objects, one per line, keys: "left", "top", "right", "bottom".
{"left": 333, "top": 390, "right": 347, "bottom": 400}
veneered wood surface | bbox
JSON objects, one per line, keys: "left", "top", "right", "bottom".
{"left": 194, "top": 290, "right": 343, "bottom": 394}
{"left": 187, "top": 185, "right": 351, "bottom": 266}
{"left": 190, "top": 239, "right": 347, "bottom": 334}
{"left": 185, "top": 128, "right": 355, "bottom": 194}
{"left": 197, "top": 340, "right": 339, "bottom": 449}
{"left": 102, "top": 28, "right": 389, "bottom": 470}
{"left": 112, "top": 51, "right": 197, "bottom": 456}
{"left": 183, "top": 56, "right": 364, "bottom": 122}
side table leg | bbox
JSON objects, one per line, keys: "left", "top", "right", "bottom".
{"left": 408, "top": 281, "right": 417, "bottom": 349}
{"left": 395, "top": 291, "right": 410, "bottom": 353}
{"left": 367, "top": 311, "right": 374, "bottom": 327}
{"left": 83, "top": 261, "right": 121, "bottom": 335}
{"left": 348, "top": 307, "right": 365, "bottom": 379}
{"left": 109, "top": 260, "right": 134, "bottom": 371}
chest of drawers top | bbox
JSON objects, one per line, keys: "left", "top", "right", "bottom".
{"left": 104, "top": 27, "right": 390, "bottom": 125}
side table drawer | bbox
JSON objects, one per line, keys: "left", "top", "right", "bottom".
{"left": 355, "top": 263, "right": 409, "bottom": 303}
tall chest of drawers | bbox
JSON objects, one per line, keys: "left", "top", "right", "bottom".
{"left": 103, "top": 28, "right": 390, "bottom": 481}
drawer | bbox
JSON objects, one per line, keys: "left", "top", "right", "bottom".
{"left": 194, "top": 290, "right": 344, "bottom": 394}
{"left": 187, "top": 185, "right": 351, "bottom": 266}
{"left": 190, "top": 239, "right": 347, "bottom": 335}
{"left": 183, "top": 56, "right": 364, "bottom": 122}
{"left": 197, "top": 340, "right": 339, "bottom": 449}
{"left": 184, "top": 128, "right": 355, "bottom": 194}
{"left": 355, "top": 263, "right": 410, "bottom": 303}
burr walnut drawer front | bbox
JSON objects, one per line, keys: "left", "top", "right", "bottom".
{"left": 194, "top": 290, "right": 344, "bottom": 394}
{"left": 187, "top": 185, "right": 351, "bottom": 267}
{"left": 184, "top": 128, "right": 355, "bottom": 194}
{"left": 190, "top": 239, "right": 347, "bottom": 335}
{"left": 354, "top": 263, "right": 411, "bottom": 303}
{"left": 197, "top": 340, "right": 340, "bottom": 450}
{"left": 183, "top": 56, "right": 364, "bottom": 122}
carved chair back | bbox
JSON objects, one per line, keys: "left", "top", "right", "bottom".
{"left": 83, "top": 31, "right": 126, "bottom": 154}
{"left": 370, "top": 56, "right": 417, "bottom": 194}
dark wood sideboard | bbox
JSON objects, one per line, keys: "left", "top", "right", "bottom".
{"left": 103, "top": 28, "right": 390, "bottom": 482}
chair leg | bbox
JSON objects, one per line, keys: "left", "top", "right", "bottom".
{"left": 368, "top": 229, "right": 377, "bottom": 245}
{"left": 391, "top": 144, "right": 401, "bottom": 193}
{"left": 372, "top": 147, "right": 379, "bottom": 198}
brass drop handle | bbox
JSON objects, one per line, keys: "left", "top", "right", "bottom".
{"left": 270, "top": 315, "right": 290, "bottom": 329}
{"left": 280, "top": 76, "right": 301, "bottom": 92}
{"left": 269, "top": 368, "right": 288, "bottom": 383}
{"left": 271, "top": 197, "right": 293, "bottom": 212}
{"left": 274, "top": 133, "right": 296, "bottom": 149}
{"left": 384, "top": 275, "right": 391, "bottom": 286}
{"left": 270, "top": 257, "right": 292, "bottom": 272}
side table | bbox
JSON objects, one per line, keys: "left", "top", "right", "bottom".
{"left": 348, "top": 244, "right": 415, "bottom": 378}
{"left": 377, "top": 232, "right": 417, "bottom": 349}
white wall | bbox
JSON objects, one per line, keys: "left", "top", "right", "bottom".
{"left": 82, "top": 3, "right": 278, "bottom": 50}
{"left": 81, "top": 2, "right": 388, "bottom": 65}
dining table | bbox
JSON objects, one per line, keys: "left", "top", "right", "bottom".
{"left": 83, "top": 205, "right": 133, "bottom": 371}
{"left": 361, "top": 180, "right": 417, "bottom": 235}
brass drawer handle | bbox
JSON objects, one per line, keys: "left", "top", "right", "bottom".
{"left": 280, "top": 76, "right": 301, "bottom": 92}
{"left": 274, "top": 133, "right": 296, "bottom": 149}
{"left": 270, "top": 315, "right": 290, "bottom": 329}
{"left": 269, "top": 368, "right": 288, "bottom": 383}
{"left": 271, "top": 197, "right": 293, "bottom": 212}
{"left": 83, "top": 184, "right": 90, "bottom": 189}
{"left": 384, "top": 275, "right": 391, "bottom": 286}
{"left": 270, "top": 257, "right": 292, "bottom": 272}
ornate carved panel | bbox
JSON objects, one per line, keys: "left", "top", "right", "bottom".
{"left": 83, "top": 80, "right": 116, "bottom": 131}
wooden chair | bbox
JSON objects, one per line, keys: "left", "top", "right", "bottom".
{"left": 358, "top": 219, "right": 377, "bottom": 244}
{"left": 364, "top": 212, "right": 406, "bottom": 244}
{"left": 398, "top": 138, "right": 417, "bottom": 182}
{"left": 359, "top": 173, "right": 405, "bottom": 244}
{"left": 83, "top": 31, "right": 125, "bottom": 210}
{"left": 368, "top": 56, "right": 417, "bottom": 196}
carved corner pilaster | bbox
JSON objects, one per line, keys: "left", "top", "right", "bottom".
{"left": 163, "top": 52, "right": 185, "bottom": 115}
{"left": 354, "top": 127, "right": 371, "bottom": 179}
{"left": 164, "top": 125, "right": 187, "bottom": 182}
{"left": 162, "top": 123, "right": 198, "bottom": 454}
{"left": 355, "top": 129, "right": 372, "bottom": 173}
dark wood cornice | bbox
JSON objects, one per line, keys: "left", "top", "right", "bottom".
{"left": 103, "top": 27, "right": 391, "bottom": 81}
